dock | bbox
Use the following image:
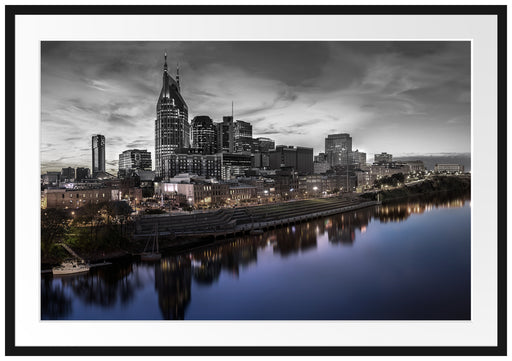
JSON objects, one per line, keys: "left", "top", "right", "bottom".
{"left": 56, "top": 242, "right": 85, "bottom": 263}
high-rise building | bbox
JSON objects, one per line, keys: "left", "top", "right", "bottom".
{"left": 313, "top": 162, "right": 330, "bottom": 174}
{"left": 351, "top": 150, "right": 367, "bottom": 167}
{"left": 269, "top": 145, "right": 313, "bottom": 175}
{"left": 234, "top": 120, "right": 252, "bottom": 138}
{"left": 233, "top": 120, "right": 254, "bottom": 153}
{"left": 234, "top": 136, "right": 254, "bottom": 153}
{"left": 61, "top": 167, "right": 75, "bottom": 181}
{"left": 155, "top": 53, "right": 190, "bottom": 177}
{"left": 76, "top": 167, "right": 90, "bottom": 181}
{"left": 191, "top": 116, "right": 217, "bottom": 154}
{"left": 374, "top": 152, "right": 392, "bottom": 164}
{"left": 161, "top": 153, "right": 222, "bottom": 180}
{"left": 314, "top": 152, "right": 327, "bottom": 163}
{"left": 217, "top": 116, "right": 234, "bottom": 153}
{"left": 325, "top": 134, "right": 352, "bottom": 167}
{"left": 220, "top": 153, "right": 252, "bottom": 180}
{"left": 313, "top": 153, "right": 330, "bottom": 174}
{"left": 270, "top": 146, "right": 297, "bottom": 170}
{"left": 256, "top": 137, "right": 275, "bottom": 152}
{"left": 296, "top": 147, "right": 314, "bottom": 174}
{"left": 118, "top": 149, "right": 152, "bottom": 177}
{"left": 252, "top": 152, "right": 270, "bottom": 168}
{"left": 92, "top": 134, "right": 106, "bottom": 176}
{"left": 251, "top": 137, "right": 275, "bottom": 169}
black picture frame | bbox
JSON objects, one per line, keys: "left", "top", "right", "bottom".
{"left": 4, "top": 4, "right": 507, "bottom": 356}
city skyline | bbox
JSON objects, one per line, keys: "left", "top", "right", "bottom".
{"left": 41, "top": 41, "right": 471, "bottom": 174}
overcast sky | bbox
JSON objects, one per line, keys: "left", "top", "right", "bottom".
{"left": 41, "top": 41, "right": 471, "bottom": 174}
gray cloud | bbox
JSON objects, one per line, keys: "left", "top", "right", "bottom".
{"left": 41, "top": 41, "right": 470, "bottom": 173}
{"left": 107, "top": 113, "right": 130, "bottom": 124}
{"left": 125, "top": 139, "right": 152, "bottom": 149}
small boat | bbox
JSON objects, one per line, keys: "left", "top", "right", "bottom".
{"left": 140, "top": 225, "right": 161, "bottom": 261}
{"left": 52, "top": 260, "right": 89, "bottom": 275}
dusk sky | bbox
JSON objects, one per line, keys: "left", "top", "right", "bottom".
{"left": 41, "top": 41, "right": 471, "bottom": 174}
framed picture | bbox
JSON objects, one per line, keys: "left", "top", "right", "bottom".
{"left": 5, "top": 4, "right": 506, "bottom": 357}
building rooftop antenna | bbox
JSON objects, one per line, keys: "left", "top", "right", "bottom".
{"left": 176, "top": 62, "right": 180, "bottom": 91}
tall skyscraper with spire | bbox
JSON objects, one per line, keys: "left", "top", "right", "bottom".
{"left": 155, "top": 53, "right": 189, "bottom": 177}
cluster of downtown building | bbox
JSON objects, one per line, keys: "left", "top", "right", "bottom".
{"left": 41, "top": 54, "right": 465, "bottom": 210}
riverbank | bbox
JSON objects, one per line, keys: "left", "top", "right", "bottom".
{"left": 134, "top": 196, "right": 379, "bottom": 240}
{"left": 42, "top": 178, "right": 469, "bottom": 268}
{"left": 42, "top": 196, "right": 379, "bottom": 268}
{"left": 361, "top": 175, "right": 470, "bottom": 204}
{"left": 139, "top": 198, "right": 380, "bottom": 254}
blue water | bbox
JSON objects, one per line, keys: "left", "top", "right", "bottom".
{"left": 42, "top": 196, "right": 471, "bottom": 320}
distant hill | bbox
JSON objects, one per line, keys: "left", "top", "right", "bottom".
{"left": 394, "top": 153, "right": 471, "bottom": 172}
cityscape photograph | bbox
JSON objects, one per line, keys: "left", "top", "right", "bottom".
{"left": 41, "top": 41, "right": 471, "bottom": 320}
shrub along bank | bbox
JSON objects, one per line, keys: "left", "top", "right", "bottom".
{"left": 361, "top": 176, "right": 471, "bottom": 203}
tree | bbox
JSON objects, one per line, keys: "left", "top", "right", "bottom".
{"left": 41, "top": 208, "right": 70, "bottom": 258}
{"left": 73, "top": 202, "right": 106, "bottom": 244}
{"left": 104, "top": 201, "right": 134, "bottom": 237}
{"left": 109, "top": 201, "right": 133, "bottom": 218}
{"left": 102, "top": 201, "right": 132, "bottom": 224}
{"left": 374, "top": 173, "right": 405, "bottom": 188}
{"left": 392, "top": 173, "right": 405, "bottom": 184}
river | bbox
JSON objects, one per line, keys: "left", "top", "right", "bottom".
{"left": 41, "top": 193, "right": 471, "bottom": 320}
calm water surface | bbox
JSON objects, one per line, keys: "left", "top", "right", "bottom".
{"left": 42, "top": 195, "right": 471, "bottom": 320}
